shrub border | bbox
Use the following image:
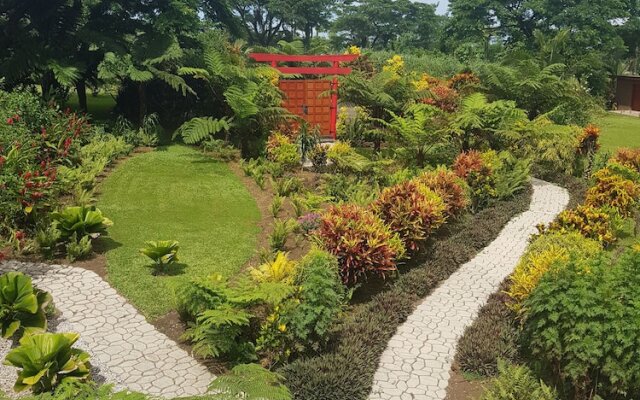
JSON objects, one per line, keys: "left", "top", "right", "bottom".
{"left": 280, "top": 185, "right": 533, "bottom": 400}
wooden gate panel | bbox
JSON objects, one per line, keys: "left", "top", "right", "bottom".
{"left": 280, "top": 79, "right": 333, "bottom": 137}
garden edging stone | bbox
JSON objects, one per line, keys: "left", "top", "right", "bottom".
{"left": 0, "top": 261, "right": 215, "bottom": 398}
{"left": 368, "top": 178, "right": 569, "bottom": 400}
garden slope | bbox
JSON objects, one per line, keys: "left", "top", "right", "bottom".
{"left": 98, "top": 145, "right": 260, "bottom": 319}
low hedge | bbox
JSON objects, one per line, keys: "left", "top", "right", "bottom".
{"left": 454, "top": 281, "right": 520, "bottom": 377}
{"left": 280, "top": 186, "right": 533, "bottom": 400}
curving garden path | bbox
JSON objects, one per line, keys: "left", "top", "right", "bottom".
{"left": 368, "top": 178, "right": 569, "bottom": 400}
{"left": 0, "top": 261, "right": 214, "bottom": 398}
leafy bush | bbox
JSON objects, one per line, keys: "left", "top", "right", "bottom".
{"left": 271, "top": 177, "right": 303, "bottom": 197}
{"left": 326, "top": 141, "right": 375, "bottom": 175}
{"left": 506, "top": 232, "right": 602, "bottom": 313}
{"left": 139, "top": 240, "right": 179, "bottom": 272}
{"left": 492, "top": 153, "right": 531, "bottom": 199}
{"left": 613, "top": 147, "right": 640, "bottom": 172}
{"left": 584, "top": 167, "right": 640, "bottom": 217}
{"left": 416, "top": 167, "right": 469, "bottom": 217}
{"left": 0, "top": 272, "right": 52, "bottom": 339}
{"left": 65, "top": 233, "right": 93, "bottom": 262}
{"left": 5, "top": 332, "right": 91, "bottom": 393}
{"left": 51, "top": 206, "right": 112, "bottom": 240}
{"left": 539, "top": 205, "right": 615, "bottom": 245}
{"left": 284, "top": 250, "right": 347, "bottom": 350}
{"left": 208, "top": 363, "right": 292, "bottom": 400}
{"left": 267, "top": 133, "right": 300, "bottom": 171}
{"left": 308, "top": 145, "right": 327, "bottom": 172}
{"left": 271, "top": 195, "right": 284, "bottom": 218}
{"left": 270, "top": 219, "right": 297, "bottom": 252}
{"left": 183, "top": 304, "right": 253, "bottom": 360}
{"left": 315, "top": 204, "right": 405, "bottom": 284}
{"left": 178, "top": 274, "right": 294, "bottom": 361}
{"left": 453, "top": 151, "right": 496, "bottom": 211}
{"left": 522, "top": 250, "right": 640, "bottom": 399}
{"left": 250, "top": 252, "right": 297, "bottom": 284}
{"left": 370, "top": 180, "right": 446, "bottom": 251}
{"left": 479, "top": 361, "right": 556, "bottom": 400}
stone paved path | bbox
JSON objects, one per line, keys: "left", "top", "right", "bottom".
{"left": 368, "top": 178, "right": 569, "bottom": 400}
{"left": 0, "top": 261, "right": 214, "bottom": 398}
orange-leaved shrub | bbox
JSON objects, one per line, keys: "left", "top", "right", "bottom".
{"left": 370, "top": 180, "right": 446, "bottom": 252}
{"left": 538, "top": 205, "right": 615, "bottom": 245}
{"left": 417, "top": 167, "right": 469, "bottom": 217}
{"left": 454, "top": 151, "right": 496, "bottom": 211}
{"left": 613, "top": 147, "right": 640, "bottom": 172}
{"left": 314, "top": 204, "right": 405, "bottom": 285}
{"left": 585, "top": 167, "right": 640, "bottom": 217}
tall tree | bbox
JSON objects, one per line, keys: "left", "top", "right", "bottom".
{"left": 331, "top": 0, "right": 440, "bottom": 50}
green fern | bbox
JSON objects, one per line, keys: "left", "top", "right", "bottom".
{"left": 175, "top": 117, "right": 232, "bottom": 144}
{"left": 208, "top": 364, "right": 292, "bottom": 400}
{"left": 480, "top": 361, "right": 556, "bottom": 400}
{"left": 183, "top": 304, "right": 252, "bottom": 359}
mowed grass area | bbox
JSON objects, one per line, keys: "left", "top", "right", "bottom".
{"left": 66, "top": 92, "right": 116, "bottom": 122}
{"left": 595, "top": 112, "right": 640, "bottom": 153}
{"left": 98, "top": 145, "right": 260, "bottom": 319}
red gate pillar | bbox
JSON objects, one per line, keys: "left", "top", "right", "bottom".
{"left": 330, "top": 61, "right": 339, "bottom": 140}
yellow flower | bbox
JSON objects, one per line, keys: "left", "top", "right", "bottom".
{"left": 382, "top": 55, "right": 404, "bottom": 74}
{"left": 278, "top": 324, "right": 287, "bottom": 333}
{"left": 345, "top": 45, "right": 361, "bottom": 55}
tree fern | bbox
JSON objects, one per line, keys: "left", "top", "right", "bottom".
{"left": 149, "top": 66, "right": 195, "bottom": 96}
{"left": 208, "top": 364, "right": 292, "bottom": 400}
{"left": 175, "top": 117, "right": 232, "bottom": 144}
{"left": 224, "top": 84, "right": 260, "bottom": 119}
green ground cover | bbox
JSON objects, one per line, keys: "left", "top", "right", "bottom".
{"left": 596, "top": 112, "right": 640, "bottom": 152}
{"left": 98, "top": 145, "right": 260, "bottom": 319}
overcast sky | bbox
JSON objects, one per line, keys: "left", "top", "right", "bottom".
{"left": 415, "top": 0, "right": 449, "bottom": 15}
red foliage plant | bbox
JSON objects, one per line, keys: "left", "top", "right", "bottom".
{"left": 370, "top": 180, "right": 447, "bottom": 252}
{"left": 453, "top": 151, "right": 491, "bottom": 179}
{"left": 315, "top": 204, "right": 405, "bottom": 285}
{"left": 417, "top": 167, "right": 470, "bottom": 217}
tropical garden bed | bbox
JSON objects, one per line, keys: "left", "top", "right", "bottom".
{"left": 1, "top": 5, "right": 640, "bottom": 399}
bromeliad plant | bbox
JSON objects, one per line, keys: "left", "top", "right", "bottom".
{"left": 140, "top": 240, "right": 180, "bottom": 272}
{"left": 0, "top": 272, "right": 52, "bottom": 339}
{"left": 4, "top": 332, "right": 91, "bottom": 393}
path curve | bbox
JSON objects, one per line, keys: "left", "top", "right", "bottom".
{"left": 0, "top": 261, "right": 214, "bottom": 398}
{"left": 369, "top": 178, "right": 569, "bottom": 400}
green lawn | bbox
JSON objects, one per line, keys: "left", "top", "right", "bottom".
{"left": 595, "top": 112, "right": 640, "bottom": 153}
{"left": 98, "top": 145, "right": 260, "bottom": 319}
{"left": 66, "top": 92, "right": 116, "bottom": 122}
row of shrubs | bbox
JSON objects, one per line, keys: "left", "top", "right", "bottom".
{"left": 280, "top": 185, "right": 533, "bottom": 399}
{"left": 455, "top": 146, "right": 640, "bottom": 399}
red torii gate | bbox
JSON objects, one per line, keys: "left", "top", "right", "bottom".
{"left": 249, "top": 53, "right": 359, "bottom": 139}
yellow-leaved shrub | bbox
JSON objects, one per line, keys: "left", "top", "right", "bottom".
{"left": 506, "top": 232, "right": 602, "bottom": 313}
{"left": 250, "top": 252, "right": 297, "bottom": 284}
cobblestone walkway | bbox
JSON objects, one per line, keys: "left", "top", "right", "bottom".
{"left": 0, "top": 261, "right": 214, "bottom": 398}
{"left": 369, "top": 179, "right": 569, "bottom": 400}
